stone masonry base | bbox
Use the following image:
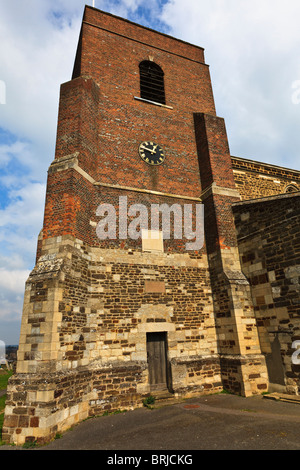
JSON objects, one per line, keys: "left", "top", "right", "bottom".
{"left": 3, "top": 355, "right": 225, "bottom": 446}
{"left": 2, "top": 354, "right": 268, "bottom": 445}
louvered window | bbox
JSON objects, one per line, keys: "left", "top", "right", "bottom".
{"left": 285, "top": 184, "right": 299, "bottom": 193}
{"left": 139, "top": 61, "right": 166, "bottom": 105}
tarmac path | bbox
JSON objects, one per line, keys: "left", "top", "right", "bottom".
{"left": 1, "top": 393, "right": 300, "bottom": 452}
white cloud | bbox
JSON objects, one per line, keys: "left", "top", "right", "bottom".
{"left": 0, "top": 265, "right": 29, "bottom": 339}
{"left": 0, "top": 269, "right": 29, "bottom": 296}
{"left": 0, "top": 182, "right": 45, "bottom": 228}
{"left": 161, "top": 0, "right": 300, "bottom": 169}
{"left": 0, "top": 2, "right": 82, "bottom": 161}
{"left": 0, "top": 178, "right": 45, "bottom": 342}
{"left": 0, "top": 180, "right": 46, "bottom": 287}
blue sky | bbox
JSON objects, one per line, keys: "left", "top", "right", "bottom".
{"left": 0, "top": 0, "right": 300, "bottom": 345}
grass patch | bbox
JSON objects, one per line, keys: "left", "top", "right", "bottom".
{"left": 22, "top": 440, "right": 37, "bottom": 449}
{"left": 0, "top": 370, "right": 13, "bottom": 390}
{"left": 102, "top": 409, "right": 127, "bottom": 417}
{"left": 142, "top": 395, "right": 156, "bottom": 409}
{"left": 0, "top": 395, "right": 6, "bottom": 413}
{"left": 0, "top": 370, "right": 13, "bottom": 445}
{"left": 0, "top": 394, "right": 7, "bottom": 445}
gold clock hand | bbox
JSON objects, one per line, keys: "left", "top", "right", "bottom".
{"left": 140, "top": 145, "right": 155, "bottom": 154}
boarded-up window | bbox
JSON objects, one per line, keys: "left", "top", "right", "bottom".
{"left": 142, "top": 229, "right": 164, "bottom": 252}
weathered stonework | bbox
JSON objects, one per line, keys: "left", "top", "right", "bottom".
{"left": 4, "top": 6, "right": 299, "bottom": 445}
{"left": 3, "top": 234, "right": 223, "bottom": 445}
{"left": 233, "top": 192, "right": 300, "bottom": 395}
{"left": 231, "top": 156, "right": 300, "bottom": 200}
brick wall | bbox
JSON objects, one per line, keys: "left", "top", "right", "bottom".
{"left": 3, "top": 6, "right": 280, "bottom": 445}
{"left": 232, "top": 156, "right": 300, "bottom": 200}
{"left": 54, "top": 7, "right": 216, "bottom": 197}
{"left": 44, "top": 6, "right": 220, "bottom": 249}
{"left": 233, "top": 192, "right": 300, "bottom": 394}
{"left": 194, "top": 113, "right": 268, "bottom": 395}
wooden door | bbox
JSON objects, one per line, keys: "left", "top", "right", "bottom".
{"left": 146, "top": 332, "right": 168, "bottom": 390}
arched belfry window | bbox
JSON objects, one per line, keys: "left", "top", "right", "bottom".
{"left": 285, "top": 184, "right": 299, "bottom": 193}
{"left": 139, "top": 61, "right": 166, "bottom": 105}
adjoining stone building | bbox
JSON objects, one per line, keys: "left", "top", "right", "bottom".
{"left": 3, "top": 6, "right": 300, "bottom": 445}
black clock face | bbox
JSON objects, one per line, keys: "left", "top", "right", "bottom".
{"left": 138, "top": 141, "right": 165, "bottom": 166}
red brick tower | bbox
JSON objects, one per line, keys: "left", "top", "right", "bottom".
{"left": 3, "top": 6, "right": 268, "bottom": 445}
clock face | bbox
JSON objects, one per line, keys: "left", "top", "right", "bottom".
{"left": 138, "top": 141, "right": 165, "bottom": 166}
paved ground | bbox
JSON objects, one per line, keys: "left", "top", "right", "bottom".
{"left": 1, "top": 393, "right": 300, "bottom": 452}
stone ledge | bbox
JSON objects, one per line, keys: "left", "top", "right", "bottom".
{"left": 232, "top": 190, "right": 300, "bottom": 208}
{"left": 263, "top": 392, "right": 300, "bottom": 404}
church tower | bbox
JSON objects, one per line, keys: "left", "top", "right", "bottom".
{"left": 3, "top": 6, "right": 268, "bottom": 445}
